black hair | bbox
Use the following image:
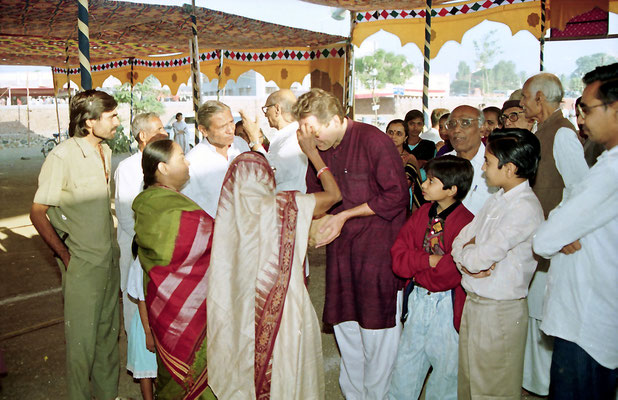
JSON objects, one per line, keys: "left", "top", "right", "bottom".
{"left": 385, "top": 118, "right": 408, "bottom": 139}
{"left": 483, "top": 106, "right": 502, "bottom": 118}
{"left": 486, "top": 128, "right": 541, "bottom": 181}
{"left": 235, "top": 120, "right": 243, "bottom": 129}
{"left": 404, "top": 109, "right": 424, "bottom": 123}
{"left": 175, "top": 112, "right": 183, "bottom": 119}
{"left": 582, "top": 63, "right": 618, "bottom": 105}
{"left": 424, "top": 155, "right": 474, "bottom": 201}
{"left": 142, "top": 139, "right": 175, "bottom": 189}
{"left": 69, "top": 90, "right": 117, "bottom": 138}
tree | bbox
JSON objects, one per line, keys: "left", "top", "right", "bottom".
{"left": 564, "top": 53, "right": 617, "bottom": 93}
{"left": 450, "top": 61, "right": 472, "bottom": 95}
{"left": 489, "top": 61, "right": 521, "bottom": 91}
{"left": 473, "top": 30, "right": 502, "bottom": 94}
{"left": 107, "top": 75, "right": 168, "bottom": 153}
{"left": 355, "top": 49, "right": 415, "bottom": 89}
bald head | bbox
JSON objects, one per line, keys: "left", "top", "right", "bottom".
{"left": 264, "top": 89, "right": 297, "bottom": 129}
{"left": 447, "top": 105, "right": 484, "bottom": 160}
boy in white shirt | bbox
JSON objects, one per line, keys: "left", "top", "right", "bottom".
{"left": 452, "top": 128, "right": 544, "bottom": 400}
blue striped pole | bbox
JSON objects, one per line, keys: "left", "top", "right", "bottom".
{"left": 540, "top": 0, "right": 546, "bottom": 71}
{"left": 77, "top": 0, "right": 92, "bottom": 90}
{"left": 422, "top": 0, "right": 432, "bottom": 129}
{"left": 190, "top": 0, "right": 201, "bottom": 145}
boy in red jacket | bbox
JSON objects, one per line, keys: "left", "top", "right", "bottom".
{"left": 388, "top": 155, "right": 474, "bottom": 400}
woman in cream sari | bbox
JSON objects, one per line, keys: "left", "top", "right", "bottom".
{"left": 207, "top": 129, "right": 341, "bottom": 400}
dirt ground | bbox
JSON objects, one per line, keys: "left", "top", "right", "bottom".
{"left": 0, "top": 146, "right": 544, "bottom": 400}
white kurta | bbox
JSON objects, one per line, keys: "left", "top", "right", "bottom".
{"left": 113, "top": 151, "right": 143, "bottom": 333}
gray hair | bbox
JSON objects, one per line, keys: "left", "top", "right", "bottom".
{"left": 446, "top": 106, "right": 484, "bottom": 128}
{"left": 526, "top": 73, "right": 564, "bottom": 104}
{"left": 197, "top": 100, "right": 230, "bottom": 129}
{"left": 131, "top": 112, "right": 159, "bottom": 141}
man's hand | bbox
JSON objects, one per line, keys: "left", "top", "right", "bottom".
{"left": 238, "top": 110, "right": 262, "bottom": 145}
{"left": 429, "top": 254, "right": 443, "bottom": 268}
{"left": 462, "top": 263, "right": 495, "bottom": 278}
{"left": 316, "top": 212, "right": 346, "bottom": 247}
{"left": 59, "top": 248, "right": 71, "bottom": 270}
{"left": 560, "top": 240, "right": 581, "bottom": 255}
{"left": 464, "top": 236, "right": 476, "bottom": 248}
{"left": 297, "top": 124, "right": 319, "bottom": 158}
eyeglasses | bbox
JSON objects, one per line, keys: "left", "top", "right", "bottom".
{"left": 577, "top": 102, "right": 607, "bottom": 118}
{"left": 445, "top": 118, "right": 479, "bottom": 130}
{"left": 386, "top": 129, "right": 405, "bottom": 137}
{"left": 500, "top": 111, "right": 525, "bottom": 123}
{"left": 261, "top": 104, "right": 275, "bottom": 114}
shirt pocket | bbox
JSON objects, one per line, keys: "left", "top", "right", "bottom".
{"left": 341, "top": 171, "right": 371, "bottom": 204}
{"left": 70, "top": 175, "right": 107, "bottom": 202}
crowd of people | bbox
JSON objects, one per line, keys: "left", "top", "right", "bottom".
{"left": 28, "top": 63, "right": 616, "bottom": 400}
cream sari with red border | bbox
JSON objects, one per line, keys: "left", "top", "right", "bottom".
{"left": 207, "top": 152, "right": 324, "bottom": 400}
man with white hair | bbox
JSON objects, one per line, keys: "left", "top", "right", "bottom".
{"left": 241, "top": 89, "right": 308, "bottom": 192}
{"left": 114, "top": 113, "right": 168, "bottom": 334}
{"left": 519, "top": 72, "right": 588, "bottom": 396}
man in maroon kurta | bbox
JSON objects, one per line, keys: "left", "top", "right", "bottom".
{"left": 294, "top": 89, "right": 409, "bottom": 398}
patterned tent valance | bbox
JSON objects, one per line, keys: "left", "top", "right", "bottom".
{"left": 51, "top": 47, "right": 346, "bottom": 94}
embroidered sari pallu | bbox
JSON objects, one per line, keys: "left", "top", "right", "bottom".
{"left": 133, "top": 187, "right": 216, "bottom": 400}
{"left": 207, "top": 152, "right": 324, "bottom": 400}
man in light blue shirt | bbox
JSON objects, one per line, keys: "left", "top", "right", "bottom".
{"left": 533, "top": 63, "right": 618, "bottom": 400}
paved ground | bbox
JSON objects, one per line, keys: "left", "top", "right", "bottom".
{"left": 0, "top": 146, "right": 544, "bottom": 399}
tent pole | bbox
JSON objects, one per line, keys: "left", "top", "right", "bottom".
{"left": 190, "top": 0, "right": 202, "bottom": 145}
{"left": 51, "top": 66, "right": 62, "bottom": 138}
{"left": 129, "top": 57, "right": 134, "bottom": 136}
{"left": 65, "top": 41, "right": 71, "bottom": 105}
{"left": 540, "top": 0, "right": 546, "bottom": 71}
{"left": 217, "top": 50, "right": 223, "bottom": 101}
{"left": 345, "top": 12, "right": 356, "bottom": 118}
{"left": 422, "top": 0, "right": 432, "bottom": 129}
{"left": 26, "top": 73, "right": 31, "bottom": 147}
{"left": 77, "top": 0, "right": 92, "bottom": 90}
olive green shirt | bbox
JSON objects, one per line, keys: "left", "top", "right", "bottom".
{"left": 34, "top": 136, "right": 117, "bottom": 266}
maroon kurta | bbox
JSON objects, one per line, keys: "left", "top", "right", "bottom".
{"left": 391, "top": 202, "right": 474, "bottom": 331}
{"left": 307, "top": 119, "right": 409, "bottom": 329}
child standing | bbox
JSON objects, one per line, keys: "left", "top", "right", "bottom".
{"left": 388, "top": 155, "right": 474, "bottom": 400}
{"left": 126, "top": 256, "right": 157, "bottom": 400}
{"left": 452, "top": 128, "right": 544, "bottom": 400}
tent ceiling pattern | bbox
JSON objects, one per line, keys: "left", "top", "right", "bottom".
{"left": 0, "top": 0, "right": 346, "bottom": 66}
{"left": 301, "top": 0, "right": 453, "bottom": 12}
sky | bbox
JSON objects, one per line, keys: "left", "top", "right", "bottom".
{"left": 1, "top": 0, "right": 617, "bottom": 84}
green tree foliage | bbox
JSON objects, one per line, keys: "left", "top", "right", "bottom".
{"left": 473, "top": 31, "right": 502, "bottom": 94}
{"left": 560, "top": 53, "right": 617, "bottom": 94}
{"left": 355, "top": 49, "right": 415, "bottom": 89}
{"left": 107, "top": 75, "right": 168, "bottom": 153}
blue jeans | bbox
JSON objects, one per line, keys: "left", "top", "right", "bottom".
{"left": 549, "top": 337, "right": 617, "bottom": 400}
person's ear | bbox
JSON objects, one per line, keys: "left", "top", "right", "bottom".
{"left": 535, "top": 91, "right": 545, "bottom": 104}
{"left": 85, "top": 119, "right": 94, "bottom": 129}
{"left": 157, "top": 161, "right": 169, "bottom": 176}
{"left": 138, "top": 130, "right": 147, "bottom": 144}
{"left": 198, "top": 124, "right": 208, "bottom": 137}
{"left": 505, "top": 162, "right": 518, "bottom": 177}
{"left": 445, "top": 185, "right": 458, "bottom": 198}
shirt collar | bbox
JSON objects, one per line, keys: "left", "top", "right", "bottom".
{"left": 498, "top": 180, "right": 530, "bottom": 201}
{"left": 429, "top": 200, "right": 461, "bottom": 220}
{"left": 74, "top": 136, "right": 100, "bottom": 158}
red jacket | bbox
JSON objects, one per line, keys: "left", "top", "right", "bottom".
{"left": 391, "top": 202, "right": 473, "bottom": 331}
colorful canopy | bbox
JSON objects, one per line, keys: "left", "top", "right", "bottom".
{"left": 302, "top": 0, "right": 618, "bottom": 57}
{"left": 0, "top": 0, "right": 347, "bottom": 92}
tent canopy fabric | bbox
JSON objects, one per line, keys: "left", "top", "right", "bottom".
{"left": 0, "top": 0, "right": 347, "bottom": 93}
{"left": 302, "top": 0, "right": 618, "bottom": 57}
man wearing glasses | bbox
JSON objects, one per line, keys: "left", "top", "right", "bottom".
{"left": 240, "top": 89, "right": 308, "bottom": 192}
{"left": 445, "top": 105, "right": 496, "bottom": 215}
{"left": 500, "top": 99, "right": 535, "bottom": 131}
{"left": 519, "top": 72, "right": 589, "bottom": 396}
{"left": 533, "top": 63, "right": 618, "bottom": 399}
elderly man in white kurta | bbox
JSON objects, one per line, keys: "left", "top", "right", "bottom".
{"left": 241, "top": 89, "right": 308, "bottom": 193}
{"left": 182, "top": 100, "right": 250, "bottom": 218}
{"left": 114, "top": 112, "right": 167, "bottom": 334}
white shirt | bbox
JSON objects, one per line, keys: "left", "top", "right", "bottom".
{"left": 258, "top": 121, "right": 308, "bottom": 193}
{"left": 182, "top": 136, "right": 250, "bottom": 218}
{"left": 447, "top": 143, "right": 496, "bottom": 216}
{"left": 533, "top": 146, "right": 618, "bottom": 369}
{"left": 452, "top": 181, "right": 544, "bottom": 300}
{"left": 420, "top": 127, "right": 442, "bottom": 144}
{"left": 172, "top": 120, "right": 188, "bottom": 135}
{"left": 527, "top": 124, "right": 589, "bottom": 319}
{"left": 113, "top": 151, "right": 143, "bottom": 292}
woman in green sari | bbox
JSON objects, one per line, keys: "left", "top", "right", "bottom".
{"left": 132, "top": 140, "right": 215, "bottom": 400}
